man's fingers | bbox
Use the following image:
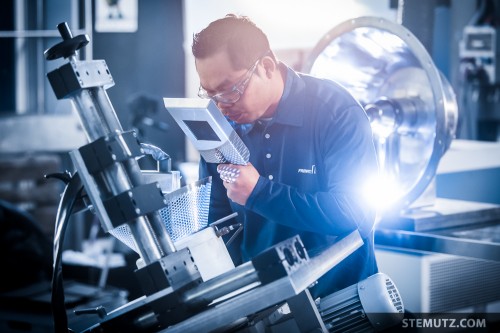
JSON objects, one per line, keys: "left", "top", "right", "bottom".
{"left": 218, "top": 165, "right": 240, "bottom": 183}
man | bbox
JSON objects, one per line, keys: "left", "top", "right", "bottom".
{"left": 192, "top": 14, "right": 379, "bottom": 299}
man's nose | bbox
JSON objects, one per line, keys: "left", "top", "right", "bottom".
{"left": 217, "top": 101, "right": 233, "bottom": 113}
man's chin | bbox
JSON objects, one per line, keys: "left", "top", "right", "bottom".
{"left": 228, "top": 114, "right": 244, "bottom": 123}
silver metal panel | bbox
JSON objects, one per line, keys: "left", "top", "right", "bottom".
{"left": 0, "top": 114, "right": 87, "bottom": 154}
{"left": 74, "top": 60, "right": 115, "bottom": 89}
{"left": 375, "top": 224, "right": 500, "bottom": 262}
{"left": 428, "top": 256, "right": 500, "bottom": 312}
{"left": 174, "top": 227, "right": 235, "bottom": 281}
{"left": 376, "top": 248, "right": 500, "bottom": 312}
{"left": 379, "top": 198, "right": 500, "bottom": 231}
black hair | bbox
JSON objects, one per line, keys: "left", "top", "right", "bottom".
{"left": 192, "top": 14, "right": 275, "bottom": 69}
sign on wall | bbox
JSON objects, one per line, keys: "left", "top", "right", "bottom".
{"left": 95, "top": 0, "right": 138, "bottom": 33}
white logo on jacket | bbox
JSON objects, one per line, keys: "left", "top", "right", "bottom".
{"left": 297, "top": 165, "right": 316, "bottom": 174}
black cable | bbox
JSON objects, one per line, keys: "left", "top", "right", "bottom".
{"left": 468, "top": 0, "right": 500, "bottom": 26}
{"left": 468, "top": 0, "right": 487, "bottom": 26}
{"left": 51, "top": 172, "right": 84, "bottom": 333}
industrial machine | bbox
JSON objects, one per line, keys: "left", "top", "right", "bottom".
{"left": 44, "top": 22, "right": 404, "bottom": 333}
{"left": 303, "top": 16, "right": 500, "bottom": 317}
{"left": 41, "top": 11, "right": 500, "bottom": 332}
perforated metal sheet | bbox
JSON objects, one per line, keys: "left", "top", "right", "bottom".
{"left": 160, "top": 177, "right": 211, "bottom": 242}
{"left": 109, "top": 177, "right": 212, "bottom": 253}
{"left": 109, "top": 224, "right": 139, "bottom": 252}
{"left": 200, "top": 131, "right": 250, "bottom": 165}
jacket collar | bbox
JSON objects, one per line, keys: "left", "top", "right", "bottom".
{"left": 271, "top": 63, "right": 305, "bottom": 127}
{"left": 235, "top": 63, "right": 305, "bottom": 135}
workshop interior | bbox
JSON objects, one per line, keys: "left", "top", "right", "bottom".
{"left": 1, "top": 0, "right": 500, "bottom": 332}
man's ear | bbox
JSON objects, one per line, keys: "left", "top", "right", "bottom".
{"left": 261, "top": 56, "right": 277, "bottom": 78}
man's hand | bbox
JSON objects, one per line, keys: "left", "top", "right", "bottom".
{"left": 217, "top": 162, "right": 260, "bottom": 205}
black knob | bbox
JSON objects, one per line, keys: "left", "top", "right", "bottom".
{"left": 44, "top": 21, "right": 90, "bottom": 60}
{"left": 57, "top": 22, "right": 73, "bottom": 41}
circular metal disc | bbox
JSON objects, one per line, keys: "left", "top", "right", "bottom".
{"left": 303, "top": 17, "right": 458, "bottom": 214}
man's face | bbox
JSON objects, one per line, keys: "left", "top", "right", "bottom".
{"left": 195, "top": 51, "right": 272, "bottom": 124}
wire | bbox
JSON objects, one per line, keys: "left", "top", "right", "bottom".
{"left": 468, "top": 0, "right": 487, "bottom": 26}
{"left": 52, "top": 172, "right": 84, "bottom": 333}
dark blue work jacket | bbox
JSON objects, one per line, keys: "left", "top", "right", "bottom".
{"left": 199, "top": 64, "right": 379, "bottom": 298}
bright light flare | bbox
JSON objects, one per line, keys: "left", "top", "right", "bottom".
{"left": 362, "top": 174, "right": 403, "bottom": 213}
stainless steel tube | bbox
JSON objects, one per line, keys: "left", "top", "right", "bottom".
{"left": 181, "top": 261, "right": 260, "bottom": 308}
